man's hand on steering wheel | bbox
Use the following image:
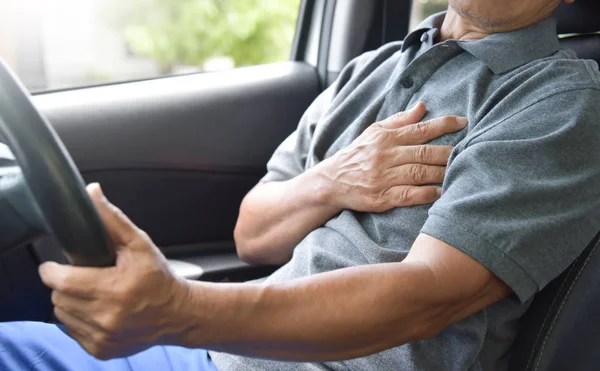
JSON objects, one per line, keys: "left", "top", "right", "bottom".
{"left": 39, "top": 184, "right": 187, "bottom": 360}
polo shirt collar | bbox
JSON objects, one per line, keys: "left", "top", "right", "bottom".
{"left": 401, "top": 12, "right": 444, "bottom": 52}
{"left": 457, "top": 17, "right": 560, "bottom": 74}
{"left": 402, "top": 12, "right": 561, "bottom": 75}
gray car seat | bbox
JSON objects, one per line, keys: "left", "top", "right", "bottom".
{"left": 509, "top": 2, "right": 600, "bottom": 370}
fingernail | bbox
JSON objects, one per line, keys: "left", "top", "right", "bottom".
{"left": 436, "top": 187, "right": 443, "bottom": 197}
{"left": 412, "top": 102, "right": 424, "bottom": 110}
{"left": 457, "top": 117, "right": 468, "bottom": 127}
{"left": 86, "top": 183, "right": 106, "bottom": 202}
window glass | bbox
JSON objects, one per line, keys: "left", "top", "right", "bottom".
{"left": 410, "top": 0, "right": 448, "bottom": 30}
{"left": 0, "top": 0, "right": 301, "bottom": 92}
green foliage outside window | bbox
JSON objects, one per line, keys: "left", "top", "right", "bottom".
{"left": 111, "top": 0, "right": 301, "bottom": 72}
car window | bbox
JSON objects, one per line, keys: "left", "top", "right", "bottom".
{"left": 410, "top": 0, "right": 448, "bottom": 30}
{"left": 0, "top": 0, "right": 301, "bottom": 92}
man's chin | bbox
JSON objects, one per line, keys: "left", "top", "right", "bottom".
{"left": 447, "top": 0, "right": 518, "bottom": 31}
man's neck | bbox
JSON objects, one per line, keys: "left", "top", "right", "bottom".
{"left": 439, "top": 2, "right": 561, "bottom": 42}
{"left": 439, "top": 8, "right": 493, "bottom": 42}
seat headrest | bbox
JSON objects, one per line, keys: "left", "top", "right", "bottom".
{"left": 554, "top": 0, "right": 600, "bottom": 35}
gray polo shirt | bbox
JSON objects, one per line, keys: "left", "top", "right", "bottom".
{"left": 211, "top": 13, "right": 600, "bottom": 371}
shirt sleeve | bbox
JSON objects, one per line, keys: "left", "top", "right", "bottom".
{"left": 421, "top": 88, "right": 600, "bottom": 303}
{"left": 259, "top": 85, "right": 335, "bottom": 183}
{"left": 260, "top": 50, "right": 379, "bottom": 183}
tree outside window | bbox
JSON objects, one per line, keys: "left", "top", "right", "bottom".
{"left": 109, "top": 0, "right": 301, "bottom": 74}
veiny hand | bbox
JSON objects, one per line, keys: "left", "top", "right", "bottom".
{"left": 316, "top": 102, "right": 467, "bottom": 212}
{"left": 39, "top": 184, "right": 189, "bottom": 360}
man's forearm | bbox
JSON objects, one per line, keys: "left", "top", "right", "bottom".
{"left": 168, "top": 261, "right": 448, "bottom": 361}
{"left": 164, "top": 235, "right": 509, "bottom": 362}
{"left": 234, "top": 166, "right": 340, "bottom": 265}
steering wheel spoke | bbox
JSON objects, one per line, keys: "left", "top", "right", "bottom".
{"left": 0, "top": 170, "right": 46, "bottom": 251}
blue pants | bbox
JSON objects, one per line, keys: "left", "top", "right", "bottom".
{"left": 0, "top": 322, "right": 217, "bottom": 371}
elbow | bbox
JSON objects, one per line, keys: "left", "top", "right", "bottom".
{"left": 236, "top": 244, "right": 290, "bottom": 267}
{"left": 235, "top": 246, "right": 260, "bottom": 266}
{"left": 234, "top": 192, "right": 292, "bottom": 266}
{"left": 233, "top": 223, "right": 256, "bottom": 264}
{"left": 235, "top": 242, "right": 290, "bottom": 267}
{"left": 233, "top": 200, "right": 265, "bottom": 265}
{"left": 234, "top": 233, "right": 263, "bottom": 265}
{"left": 234, "top": 224, "right": 290, "bottom": 266}
{"left": 234, "top": 194, "right": 267, "bottom": 265}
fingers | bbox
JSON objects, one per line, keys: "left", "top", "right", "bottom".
{"left": 40, "top": 261, "right": 109, "bottom": 298}
{"left": 54, "top": 306, "right": 94, "bottom": 338}
{"left": 55, "top": 304, "right": 138, "bottom": 361}
{"left": 53, "top": 306, "right": 107, "bottom": 358}
{"left": 53, "top": 295, "right": 104, "bottom": 335}
{"left": 396, "top": 116, "right": 468, "bottom": 145}
{"left": 383, "top": 185, "right": 443, "bottom": 208}
{"left": 389, "top": 145, "right": 454, "bottom": 166}
{"left": 52, "top": 291, "right": 93, "bottom": 312}
{"left": 87, "top": 183, "right": 139, "bottom": 247}
{"left": 386, "top": 164, "right": 447, "bottom": 186}
{"left": 377, "top": 102, "right": 427, "bottom": 129}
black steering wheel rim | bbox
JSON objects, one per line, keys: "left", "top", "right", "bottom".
{"left": 0, "top": 59, "right": 115, "bottom": 267}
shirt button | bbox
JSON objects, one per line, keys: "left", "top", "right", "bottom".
{"left": 400, "top": 77, "right": 414, "bottom": 89}
{"left": 420, "top": 33, "right": 429, "bottom": 43}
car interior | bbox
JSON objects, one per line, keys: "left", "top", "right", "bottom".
{"left": 0, "top": 0, "right": 599, "bottom": 370}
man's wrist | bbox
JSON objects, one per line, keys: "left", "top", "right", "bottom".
{"left": 163, "top": 280, "right": 264, "bottom": 349}
{"left": 303, "top": 159, "right": 343, "bottom": 210}
{"left": 158, "top": 276, "right": 201, "bottom": 345}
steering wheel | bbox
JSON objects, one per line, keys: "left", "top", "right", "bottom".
{"left": 0, "top": 59, "right": 115, "bottom": 267}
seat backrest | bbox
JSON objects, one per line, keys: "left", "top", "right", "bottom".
{"left": 509, "top": 233, "right": 600, "bottom": 370}
{"left": 509, "top": 2, "right": 600, "bottom": 370}
{"left": 555, "top": 0, "right": 600, "bottom": 63}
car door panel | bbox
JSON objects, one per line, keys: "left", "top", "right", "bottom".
{"left": 81, "top": 169, "right": 258, "bottom": 249}
{"left": 33, "top": 62, "right": 317, "bottom": 174}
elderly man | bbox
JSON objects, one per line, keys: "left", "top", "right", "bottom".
{"left": 1, "top": 0, "right": 599, "bottom": 370}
